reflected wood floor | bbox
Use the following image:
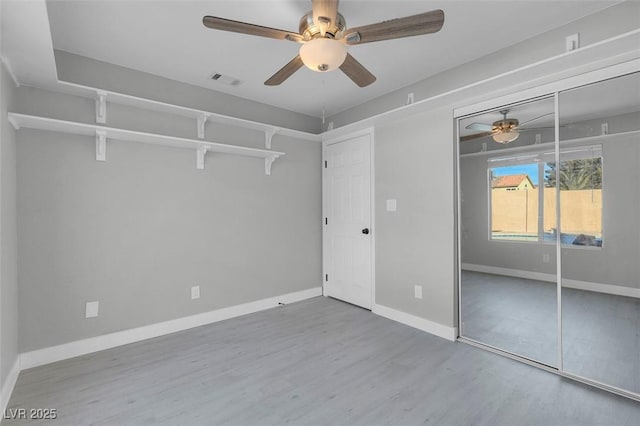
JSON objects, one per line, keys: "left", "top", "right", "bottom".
{"left": 6, "top": 297, "right": 640, "bottom": 425}
{"left": 461, "top": 271, "right": 640, "bottom": 394}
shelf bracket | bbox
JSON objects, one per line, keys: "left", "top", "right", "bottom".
{"left": 264, "top": 127, "right": 279, "bottom": 149}
{"left": 196, "top": 146, "right": 208, "bottom": 170}
{"left": 95, "top": 91, "right": 107, "bottom": 124}
{"left": 197, "top": 114, "right": 209, "bottom": 139}
{"left": 95, "top": 130, "right": 107, "bottom": 161}
{"left": 265, "top": 155, "right": 278, "bottom": 176}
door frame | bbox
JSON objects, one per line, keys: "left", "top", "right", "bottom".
{"left": 322, "top": 128, "right": 376, "bottom": 309}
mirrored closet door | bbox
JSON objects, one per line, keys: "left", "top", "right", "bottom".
{"left": 559, "top": 72, "right": 640, "bottom": 394}
{"left": 457, "top": 70, "right": 640, "bottom": 399}
{"left": 458, "top": 96, "right": 558, "bottom": 367}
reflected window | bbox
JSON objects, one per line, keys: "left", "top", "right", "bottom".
{"left": 490, "top": 163, "right": 539, "bottom": 241}
{"left": 489, "top": 146, "right": 603, "bottom": 246}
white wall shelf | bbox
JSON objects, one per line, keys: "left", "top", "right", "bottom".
{"left": 56, "top": 80, "right": 322, "bottom": 145}
{"left": 8, "top": 113, "right": 285, "bottom": 174}
{"left": 459, "top": 129, "right": 640, "bottom": 158}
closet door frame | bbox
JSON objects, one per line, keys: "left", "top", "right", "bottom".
{"left": 454, "top": 59, "right": 640, "bottom": 402}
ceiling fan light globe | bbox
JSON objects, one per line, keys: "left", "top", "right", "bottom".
{"left": 493, "top": 130, "right": 520, "bottom": 144}
{"left": 299, "top": 38, "right": 348, "bottom": 72}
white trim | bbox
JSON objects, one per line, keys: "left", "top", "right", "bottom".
{"left": 0, "top": 357, "right": 20, "bottom": 416}
{"left": 370, "top": 128, "right": 376, "bottom": 308}
{"left": 373, "top": 304, "right": 457, "bottom": 342}
{"left": 322, "top": 127, "right": 376, "bottom": 145}
{"left": 562, "top": 279, "right": 640, "bottom": 299}
{"left": 461, "top": 263, "right": 640, "bottom": 299}
{"left": 322, "top": 140, "right": 328, "bottom": 297}
{"left": 19, "top": 287, "right": 321, "bottom": 370}
{"left": 455, "top": 117, "right": 463, "bottom": 337}
{"left": 322, "top": 128, "right": 375, "bottom": 309}
{"left": 0, "top": 55, "right": 20, "bottom": 87}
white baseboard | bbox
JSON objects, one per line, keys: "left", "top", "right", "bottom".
{"left": 462, "top": 263, "right": 640, "bottom": 299}
{"left": 372, "top": 304, "right": 457, "bottom": 342}
{"left": 562, "top": 279, "right": 640, "bottom": 298}
{"left": 20, "top": 287, "right": 322, "bottom": 370}
{"left": 462, "top": 263, "right": 555, "bottom": 283}
{"left": 0, "top": 357, "right": 20, "bottom": 417}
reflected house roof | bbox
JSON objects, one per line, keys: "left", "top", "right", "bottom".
{"left": 492, "top": 174, "right": 536, "bottom": 189}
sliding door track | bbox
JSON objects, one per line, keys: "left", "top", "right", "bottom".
{"left": 458, "top": 337, "right": 640, "bottom": 403}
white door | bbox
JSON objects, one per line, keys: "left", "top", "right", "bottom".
{"left": 324, "top": 133, "right": 373, "bottom": 309}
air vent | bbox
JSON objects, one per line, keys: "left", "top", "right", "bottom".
{"left": 210, "top": 73, "right": 242, "bottom": 86}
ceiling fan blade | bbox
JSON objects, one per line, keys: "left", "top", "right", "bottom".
{"left": 203, "top": 16, "right": 303, "bottom": 42}
{"left": 460, "top": 131, "right": 494, "bottom": 142}
{"left": 312, "top": 0, "right": 339, "bottom": 27}
{"left": 345, "top": 9, "right": 444, "bottom": 45}
{"left": 264, "top": 55, "right": 304, "bottom": 86}
{"left": 518, "top": 112, "right": 554, "bottom": 127}
{"left": 519, "top": 126, "right": 554, "bottom": 132}
{"left": 339, "top": 53, "right": 376, "bottom": 87}
{"left": 465, "top": 122, "right": 493, "bottom": 131}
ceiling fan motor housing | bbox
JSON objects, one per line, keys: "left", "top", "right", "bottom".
{"left": 492, "top": 118, "right": 519, "bottom": 133}
{"left": 299, "top": 12, "right": 347, "bottom": 40}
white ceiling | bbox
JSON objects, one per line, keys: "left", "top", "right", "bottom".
{"left": 1, "top": 0, "right": 58, "bottom": 86}
{"left": 46, "top": 0, "right": 620, "bottom": 118}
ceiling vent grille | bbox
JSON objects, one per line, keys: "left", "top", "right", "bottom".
{"left": 210, "top": 73, "right": 242, "bottom": 86}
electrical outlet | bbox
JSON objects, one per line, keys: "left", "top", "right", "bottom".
{"left": 566, "top": 33, "right": 580, "bottom": 52}
{"left": 191, "top": 286, "right": 200, "bottom": 300}
{"left": 601, "top": 122, "right": 609, "bottom": 135}
{"left": 406, "top": 92, "right": 414, "bottom": 105}
{"left": 85, "top": 301, "right": 99, "bottom": 318}
{"left": 327, "top": 121, "right": 334, "bottom": 131}
{"left": 386, "top": 199, "right": 397, "bottom": 212}
{"left": 414, "top": 285, "right": 423, "bottom": 299}
{"left": 543, "top": 254, "right": 550, "bottom": 263}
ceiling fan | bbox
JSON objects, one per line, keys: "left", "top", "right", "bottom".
{"left": 462, "top": 110, "right": 554, "bottom": 144}
{"left": 203, "top": 0, "right": 445, "bottom": 87}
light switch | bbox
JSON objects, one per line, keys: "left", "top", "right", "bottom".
{"left": 85, "top": 301, "right": 99, "bottom": 318}
{"left": 191, "top": 286, "right": 200, "bottom": 300}
{"left": 386, "top": 199, "right": 397, "bottom": 212}
{"left": 414, "top": 285, "right": 423, "bottom": 299}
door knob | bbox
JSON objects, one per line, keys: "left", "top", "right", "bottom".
{"left": 362, "top": 228, "right": 370, "bottom": 234}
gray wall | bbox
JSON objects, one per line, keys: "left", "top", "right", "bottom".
{"left": 1, "top": 60, "right": 19, "bottom": 386}
{"left": 323, "top": 1, "right": 639, "bottom": 331}
{"left": 54, "top": 50, "right": 322, "bottom": 134}
{"left": 327, "top": 1, "right": 640, "bottom": 129}
{"left": 375, "top": 108, "right": 455, "bottom": 326}
{"left": 460, "top": 112, "right": 640, "bottom": 289}
{"left": 16, "top": 83, "right": 322, "bottom": 352}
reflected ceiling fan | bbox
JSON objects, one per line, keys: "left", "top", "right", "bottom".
{"left": 462, "top": 110, "right": 554, "bottom": 143}
{"left": 203, "top": 0, "right": 444, "bottom": 87}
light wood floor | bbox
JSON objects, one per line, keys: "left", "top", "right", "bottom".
{"left": 5, "top": 297, "right": 640, "bottom": 425}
